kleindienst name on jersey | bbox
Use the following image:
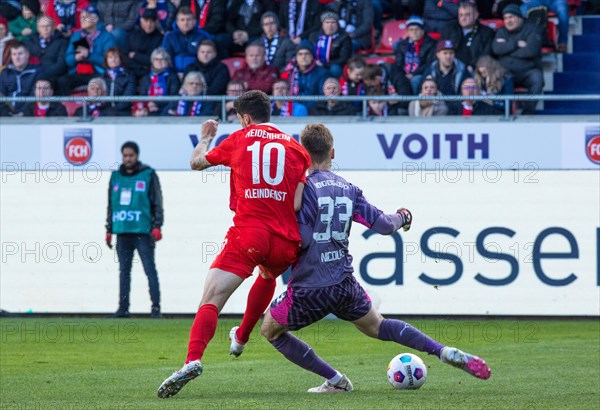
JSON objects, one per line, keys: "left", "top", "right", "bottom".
{"left": 244, "top": 188, "right": 288, "bottom": 201}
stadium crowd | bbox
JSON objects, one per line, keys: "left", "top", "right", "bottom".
{"left": 0, "top": 0, "right": 589, "bottom": 117}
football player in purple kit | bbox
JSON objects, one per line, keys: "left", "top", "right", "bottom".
{"left": 235, "top": 123, "right": 492, "bottom": 392}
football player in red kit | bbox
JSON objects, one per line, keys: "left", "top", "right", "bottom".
{"left": 158, "top": 90, "right": 311, "bottom": 398}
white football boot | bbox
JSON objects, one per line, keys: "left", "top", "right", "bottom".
{"left": 157, "top": 360, "right": 203, "bottom": 398}
{"left": 440, "top": 347, "right": 491, "bottom": 380}
{"left": 308, "top": 375, "right": 354, "bottom": 393}
{"left": 229, "top": 326, "right": 246, "bottom": 357}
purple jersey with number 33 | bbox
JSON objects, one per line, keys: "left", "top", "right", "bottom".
{"left": 289, "top": 169, "right": 385, "bottom": 288}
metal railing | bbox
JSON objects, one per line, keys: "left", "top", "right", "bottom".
{"left": 1, "top": 94, "right": 599, "bottom": 121}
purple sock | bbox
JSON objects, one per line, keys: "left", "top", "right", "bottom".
{"left": 269, "top": 332, "right": 337, "bottom": 379}
{"left": 378, "top": 319, "right": 445, "bottom": 357}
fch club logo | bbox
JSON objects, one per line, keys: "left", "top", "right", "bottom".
{"left": 64, "top": 129, "right": 93, "bottom": 165}
{"left": 586, "top": 126, "right": 600, "bottom": 164}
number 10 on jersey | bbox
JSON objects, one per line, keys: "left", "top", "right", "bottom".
{"left": 247, "top": 142, "right": 286, "bottom": 186}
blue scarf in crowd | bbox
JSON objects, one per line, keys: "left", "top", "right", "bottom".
{"left": 314, "top": 33, "right": 338, "bottom": 63}
{"left": 176, "top": 96, "right": 203, "bottom": 116}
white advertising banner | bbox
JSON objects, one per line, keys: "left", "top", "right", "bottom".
{"left": 1, "top": 170, "right": 598, "bottom": 315}
{"left": 2, "top": 121, "right": 599, "bottom": 170}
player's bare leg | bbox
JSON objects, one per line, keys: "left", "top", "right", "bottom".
{"left": 352, "top": 307, "right": 491, "bottom": 380}
{"left": 261, "top": 312, "right": 353, "bottom": 392}
{"left": 158, "top": 269, "right": 244, "bottom": 398}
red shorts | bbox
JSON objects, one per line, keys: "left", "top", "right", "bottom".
{"left": 210, "top": 226, "right": 301, "bottom": 279}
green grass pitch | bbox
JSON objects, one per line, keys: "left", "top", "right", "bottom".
{"left": 1, "top": 318, "right": 598, "bottom": 409}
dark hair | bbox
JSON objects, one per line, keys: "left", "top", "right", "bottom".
{"left": 363, "top": 64, "right": 384, "bottom": 81}
{"left": 8, "top": 40, "right": 28, "bottom": 52}
{"left": 199, "top": 39, "right": 217, "bottom": 52}
{"left": 176, "top": 6, "right": 194, "bottom": 18}
{"left": 36, "top": 76, "right": 55, "bottom": 89}
{"left": 300, "top": 124, "right": 334, "bottom": 164}
{"left": 420, "top": 76, "right": 439, "bottom": 92}
{"left": 261, "top": 11, "right": 280, "bottom": 27}
{"left": 233, "top": 90, "right": 271, "bottom": 123}
{"left": 459, "top": 1, "right": 478, "bottom": 12}
{"left": 347, "top": 56, "right": 366, "bottom": 71}
{"left": 103, "top": 47, "right": 124, "bottom": 69}
{"left": 121, "top": 141, "right": 139, "bottom": 155}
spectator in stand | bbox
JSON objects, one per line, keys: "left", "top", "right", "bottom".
{"left": 226, "top": 0, "right": 273, "bottom": 54}
{"left": 308, "top": 11, "right": 352, "bottom": 78}
{"left": 448, "top": 77, "right": 501, "bottom": 115}
{"left": 102, "top": 47, "right": 136, "bottom": 116}
{"left": 24, "top": 16, "right": 68, "bottom": 83}
{"left": 421, "top": 39, "right": 468, "bottom": 97}
{"left": 279, "top": 0, "right": 325, "bottom": 45}
{"left": 492, "top": 4, "right": 542, "bottom": 114}
{"left": 162, "top": 6, "right": 211, "bottom": 77}
{"left": 222, "top": 79, "right": 246, "bottom": 121}
{"left": 310, "top": 77, "right": 356, "bottom": 115}
{"left": 8, "top": 0, "right": 39, "bottom": 41}
{"left": 363, "top": 63, "right": 407, "bottom": 113}
{"left": 126, "top": 8, "right": 164, "bottom": 81}
{"left": 367, "top": 89, "right": 399, "bottom": 116}
{"left": 334, "top": 0, "right": 374, "bottom": 52}
{"left": 58, "top": 5, "right": 115, "bottom": 95}
{"left": 74, "top": 77, "right": 117, "bottom": 117}
{"left": 0, "top": 40, "right": 41, "bottom": 116}
{"left": 23, "top": 77, "right": 67, "bottom": 117}
{"left": 282, "top": 42, "right": 329, "bottom": 108}
{"left": 441, "top": 1, "right": 495, "bottom": 73}
{"left": 254, "top": 11, "right": 296, "bottom": 73}
{"left": 0, "top": 17, "right": 14, "bottom": 62}
{"left": 423, "top": 0, "right": 459, "bottom": 33}
{"left": 46, "top": 0, "right": 90, "bottom": 39}
{"left": 361, "top": 64, "right": 408, "bottom": 115}
{"left": 183, "top": 40, "right": 229, "bottom": 95}
{"left": 164, "top": 71, "right": 215, "bottom": 116}
{"left": 408, "top": 77, "right": 449, "bottom": 116}
{"left": 339, "top": 55, "right": 364, "bottom": 114}
{"left": 97, "top": 0, "right": 139, "bottom": 49}
{"left": 363, "top": 63, "right": 397, "bottom": 95}
{"left": 393, "top": 15, "right": 436, "bottom": 95}
{"left": 138, "top": 0, "right": 176, "bottom": 34}
{"left": 182, "top": 0, "right": 231, "bottom": 58}
{"left": 232, "top": 43, "right": 279, "bottom": 94}
{"left": 271, "top": 78, "right": 308, "bottom": 117}
{"left": 521, "top": 0, "right": 568, "bottom": 52}
{"left": 137, "top": 47, "right": 180, "bottom": 116}
{"left": 474, "top": 54, "right": 514, "bottom": 113}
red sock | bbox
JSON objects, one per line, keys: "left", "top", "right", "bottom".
{"left": 236, "top": 275, "right": 276, "bottom": 344}
{"left": 186, "top": 304, "right": 219, "bottom": 363}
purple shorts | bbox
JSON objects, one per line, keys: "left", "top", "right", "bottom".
{"left": 270, "top": 275, "right": 372, "bottom": 331}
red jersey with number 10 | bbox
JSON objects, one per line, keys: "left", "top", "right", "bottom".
{"left": 205, "top": 123, "right": 311, "bottom": 241}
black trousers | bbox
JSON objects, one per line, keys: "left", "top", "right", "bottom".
{"left": 116, "top": 233, "right": 160, "bottom": 311}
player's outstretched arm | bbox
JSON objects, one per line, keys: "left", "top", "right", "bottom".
{"left": 190, "top": 120, "right": 217, "bottom": 170}
{"left": 370, "top": 208, "right": 412, "bottom": 235}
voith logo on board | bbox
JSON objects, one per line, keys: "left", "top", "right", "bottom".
{"left": 586, "top": 126, "right": 600, "bottom": 164}
{"left": 64, "top": 129, "right": 93, "bottom": 165}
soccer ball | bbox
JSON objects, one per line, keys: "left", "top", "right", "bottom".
{"left": 387, "top": 353, "right": 428, "bottom": 390}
